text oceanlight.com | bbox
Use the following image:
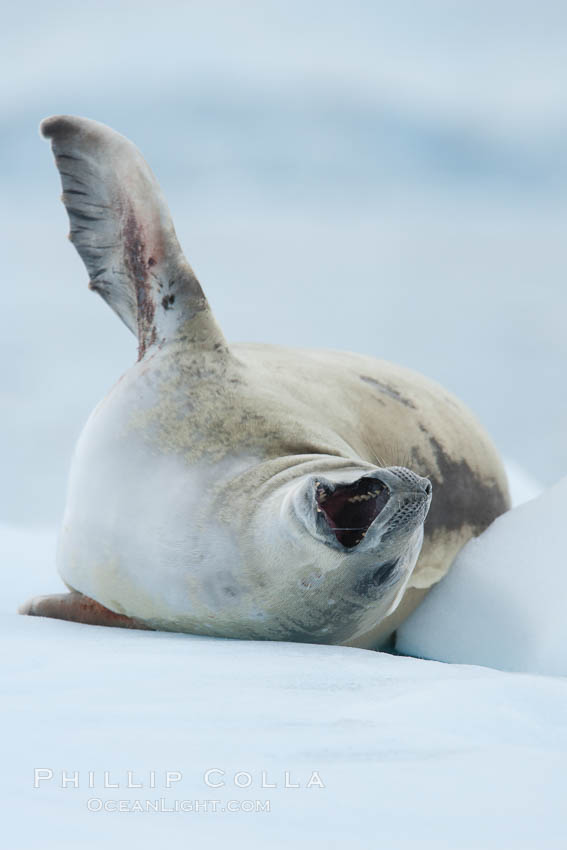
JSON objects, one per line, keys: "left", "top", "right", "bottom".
{"left": 86, "top": 798, "right": 271, "bottom": 813}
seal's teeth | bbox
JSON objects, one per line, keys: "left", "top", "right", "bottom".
{"left": 347, "top": 492, "right": 375, "bottom": 503}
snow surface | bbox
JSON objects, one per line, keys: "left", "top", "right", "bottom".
{"left": 398, "top": 477, "right": 567, "bottom": 677}
{"left": 3, "top": 616, "right": 567, "bottom": 850}
{"left": 1, "top": 469, "right": 566, "bottom": 848}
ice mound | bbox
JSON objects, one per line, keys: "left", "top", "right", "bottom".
{"left": 398, "top": 477, "right": 567, "bottom": 676}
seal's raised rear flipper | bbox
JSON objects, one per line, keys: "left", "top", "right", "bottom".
{"left": 41, "top": 115, "right": 226, "bottom": 358}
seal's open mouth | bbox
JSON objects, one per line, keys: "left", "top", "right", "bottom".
{"left": 315, "top": 477, "right": 390, "bottom": 548}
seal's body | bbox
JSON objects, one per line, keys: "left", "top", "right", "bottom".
{"left": 20, "top": 116, "right": 509, "bottom": 647}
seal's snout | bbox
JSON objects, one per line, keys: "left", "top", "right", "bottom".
{"left": 388, "top": 466, "right": 432, "bottom": 498}
{"left": 315, "top": 476, "right": 390, "bottom": 548}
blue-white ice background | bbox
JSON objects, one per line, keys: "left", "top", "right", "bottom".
{"left": 1, "top": 0, "right": 566, "bottom": 526}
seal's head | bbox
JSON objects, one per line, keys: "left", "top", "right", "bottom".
{"left": 245, "top": 463, "right": 432, "bottom": 643}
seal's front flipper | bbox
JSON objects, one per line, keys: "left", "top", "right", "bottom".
{"left": 19, "top": 592, "right": 152, "bottom": 630}
{"left": 41, "top": 115, "right": 226, "bottom": 358}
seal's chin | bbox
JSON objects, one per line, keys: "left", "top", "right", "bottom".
{"left": 315, "top": 476, "right": 390, "bottom": 548}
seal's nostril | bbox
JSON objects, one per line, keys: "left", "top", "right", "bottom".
{"left": 424, "top": 482, "right": 432, "bottom": 496}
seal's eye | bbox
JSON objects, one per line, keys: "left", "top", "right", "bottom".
{"left": 315, "top": 477, "right": 390, "bottom": 548}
